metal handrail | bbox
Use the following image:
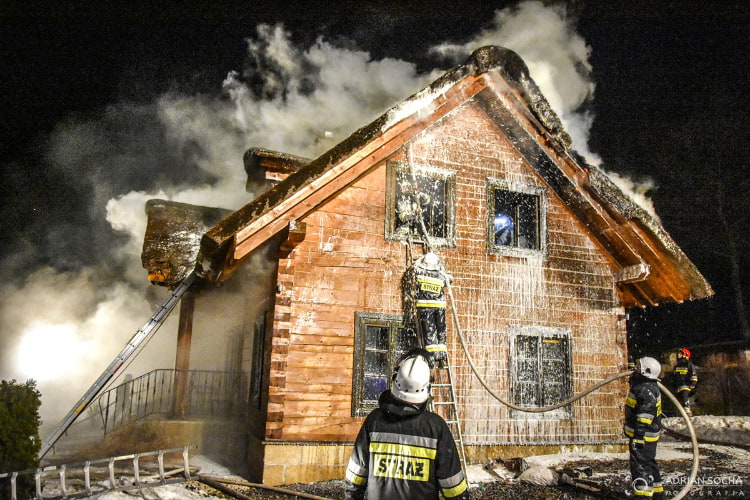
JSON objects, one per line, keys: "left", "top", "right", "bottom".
{"left": 96, "top": 369, "right": 246, "bottom": 435}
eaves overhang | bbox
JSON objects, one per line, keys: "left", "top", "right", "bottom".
{"left": 197, "top": 45, "right": 713, "bottom": 307}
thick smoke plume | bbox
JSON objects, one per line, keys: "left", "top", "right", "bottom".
{"left": 0, "top": 1, "right": 626, "bottom": 430}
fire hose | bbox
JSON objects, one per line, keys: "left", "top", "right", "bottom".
{"left": 445, "top": 282, "right": 700, "bottom": 500}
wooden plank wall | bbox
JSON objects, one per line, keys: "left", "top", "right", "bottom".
{"left": 266, "top": 100, "right": 627, "bottom": 445}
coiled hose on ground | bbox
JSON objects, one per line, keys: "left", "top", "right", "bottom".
{"left": 445, "top": 282, "right": 699, "bottom": 500}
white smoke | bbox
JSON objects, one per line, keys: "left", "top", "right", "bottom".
{"left": 1, "top": 1, "right": 647, "bottom": 430}
{"left": 431, "top": 1, "right": 597, "bottom": 164}
{"left": 430, "top": 0, "right": 658, "bottom": 217}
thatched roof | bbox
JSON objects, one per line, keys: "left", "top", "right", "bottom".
{"left": 191, "top": 45, "right": 711, "bottom": 307}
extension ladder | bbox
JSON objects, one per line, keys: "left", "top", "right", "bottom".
{"left": 39, "top": 272, "right": 198, "bottom": 459}
{"left": 429, "top": 354, "right": 467, "bottom": 477}
{"left": 0, "top": 446, "right": 196, "bottom": 500}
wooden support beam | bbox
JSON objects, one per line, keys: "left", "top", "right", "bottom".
{"left": 173, "top": 290, "right": 195, "bottom": 419}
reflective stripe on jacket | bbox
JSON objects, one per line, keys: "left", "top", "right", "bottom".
{"left": 623, "top": 374, "right": 662, "bottom": 443}
{"left": 345, "top": 391, "right": 467, "bottom": 500}
{"left": 672, "top": 358, "right": 698, "bottom": 392}
{"left": 415, "top": 268, "right": 448, "bottom": 308}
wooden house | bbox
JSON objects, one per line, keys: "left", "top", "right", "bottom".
{"left": 141, "top": 46, "right": 712, "bottom": 484}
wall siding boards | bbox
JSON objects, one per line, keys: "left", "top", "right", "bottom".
{"left": 264, "top": 102, "right": 626, "bottom": 449}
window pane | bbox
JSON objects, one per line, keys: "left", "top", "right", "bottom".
{"left": 541, "top": 337, "right": 568, "bottom": 405}
{"left": 396, "top": 327, "right": 419, "bottom": 358}
{"left": 394, "top": 171, "right": 448, "bottom": 240}
{"left": 516, "top": 335, "right": 538, "bottom": 359}
{"left": 363, "top": 376, "right": 388, "bottom": 401}
{"left": 517, "top": 360, "right": 539, "bottom": 382}
{"left": 517, "top": 194, "right": 538, "bottom": 249}
{"left": 515, "top": 335, "right": 540, "bottom": 406}
{"left": 516, "top": 381, "right": 539, "bottom": 406}
{"left": 364, "top": 351, "right": 388, "bottom": 376}
{"left": 543, "top": 382, "right": 565, "bottom": 405}
{"left": 493, "top": 190, "right": 516, "bottom": 246}
{"left": 418, "top": 176, "right": 446, "bottom": 238}
{"left": 493, "top": 188, "right": 539, "bottom": 250}
{"left": 366, "top": 326, "right": 389, "bottom": 350}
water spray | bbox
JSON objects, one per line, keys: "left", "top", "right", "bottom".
{"left": 445, "top": 282, "right": 700, "bottom": 499}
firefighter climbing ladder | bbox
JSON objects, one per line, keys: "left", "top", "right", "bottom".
{"left": 38, "top": 272, "right": 198, "bottom": 459}
{"left": 400, "top": 162, "right": 468, "bottom": 476}
{"left": 429, "top": 355, "right": 468, "bottom": 478}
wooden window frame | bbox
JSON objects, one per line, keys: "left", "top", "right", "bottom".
{"left": 385, "top": 161, "right": 456, "bottom": 248}
{"left": 351, "top": 312, "right": 416, "bottom": 417}
{"left": 486, "top": 178, "right": 547, "bottom": 258}
{"left": 509, "top": 325, "right": 573, "bottom": 420}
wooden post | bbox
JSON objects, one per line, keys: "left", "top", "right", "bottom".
{"left": 173, "top": 289, "right": 195, "bottom": 418}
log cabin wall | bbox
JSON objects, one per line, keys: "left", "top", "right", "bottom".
{"left": 261, "top": 99, "right": 628, "bottom": 484}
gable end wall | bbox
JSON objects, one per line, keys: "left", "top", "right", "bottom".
{"left": 262, "top": 101, "right": 628, "bottom": 483}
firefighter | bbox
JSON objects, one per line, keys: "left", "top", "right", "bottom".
{"left": 413, "top": 252, "right": 451, "bottom": 367}
{"left": 344, "top": 349, "right": 468, "bottom": 500}
{"left": 396, "top": 181, "right": 431, "bottom": 238}
{"left": 624, "top": 356, "right": 664, "bottom": 499}
{"left": 672, "top": 348, "right": 698, "bottom": 415}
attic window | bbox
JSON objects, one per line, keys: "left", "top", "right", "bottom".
{"left": 351, "top": 312, "right": 418, "bottom": 416}
{"left": 487, "top": 179, "right": 547, "bottom": 256}
{"left": 509, "top": 325, "right": 572, "bottom": 419}
{"left": 386, "top": 162, "right": 456, "bottom": 247}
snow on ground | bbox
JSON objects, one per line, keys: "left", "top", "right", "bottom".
{"left": 663, "top": 415, "right": 750, "bottom": 445}
{"left": 40, "top": 416, "right": 750, "bottom": 499}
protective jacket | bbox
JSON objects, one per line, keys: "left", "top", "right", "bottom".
{"left": 415, "top": 266, "right": 449, "bottom": 308}
{"left": 623, "top": 373, "right": 663, "bottom": 444}
{"left": 672, "top": 358, "right": 698, "bottom": 394}
{"left": 345, "top": 390, "right": 468, "bottom": 500}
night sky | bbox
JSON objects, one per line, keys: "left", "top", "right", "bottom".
{"left": 1, "top": 0, "right": 748, "bottom": 366}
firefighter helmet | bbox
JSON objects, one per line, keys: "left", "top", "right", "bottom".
{"left": 637, "top": 357, "right": 662, "bottom": 380}
{"left": 421, "top": 252, "right": 441, "bottom": 269}
{"left": 392, "top": 352, "right": 432, "bottom": 404}
{"left": 679, "top": 348, "right": 691, "bottom": 359}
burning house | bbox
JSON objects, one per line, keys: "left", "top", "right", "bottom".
{"left": 137, "top": 46, "right": 711, "bottom": 484}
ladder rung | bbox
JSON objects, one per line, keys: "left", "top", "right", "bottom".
{"left": 432, "top": 401, "right": 455, "bottom": 406}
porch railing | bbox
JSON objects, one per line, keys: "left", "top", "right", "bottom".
{"left": 96, "top": 369, "right": 245, "bottom": 435}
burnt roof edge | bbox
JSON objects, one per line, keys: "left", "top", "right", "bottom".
{"left": 585, "top": 168, "right": 714, "bottom": 301}
{"left": 468, "top": 46, "right": 572, "bottom": 149}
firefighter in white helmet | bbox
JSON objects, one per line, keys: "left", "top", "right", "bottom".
{"left": 345, "top": 349, "right": 467, "bottom": 500}
{"left": 624, "top": 356, "right": 664, "bottom": 499}
{"left": 412, "top": 252, "right": 452, "bottom": 367}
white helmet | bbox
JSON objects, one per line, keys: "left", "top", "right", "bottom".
{"left": 637, "top": 357, "right": 662, "bottom": 380}
{"left": 392, "top": 353, "right": 432, "bottom": 404}
{"left": 418, "top": 252, "right": 441, "bottom": 270}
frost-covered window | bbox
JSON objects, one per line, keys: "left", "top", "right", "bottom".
{"left": 509, "top": 325, "right": 572, "bottom": 419}
{"left": 487, "top": 179, "right": 547, "bottom": 256}
{"left": 352, "top": 312, "right": 417, "bottom": 416}
{"left": 386, "top": 162, "right": 456, "bottom": 247}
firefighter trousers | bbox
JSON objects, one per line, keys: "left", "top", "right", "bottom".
{"left": 417, "top": 307, "right": 447, "bottom": 363}
{"left": 629, "top": 440, "right": 663, "bottom": 498}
